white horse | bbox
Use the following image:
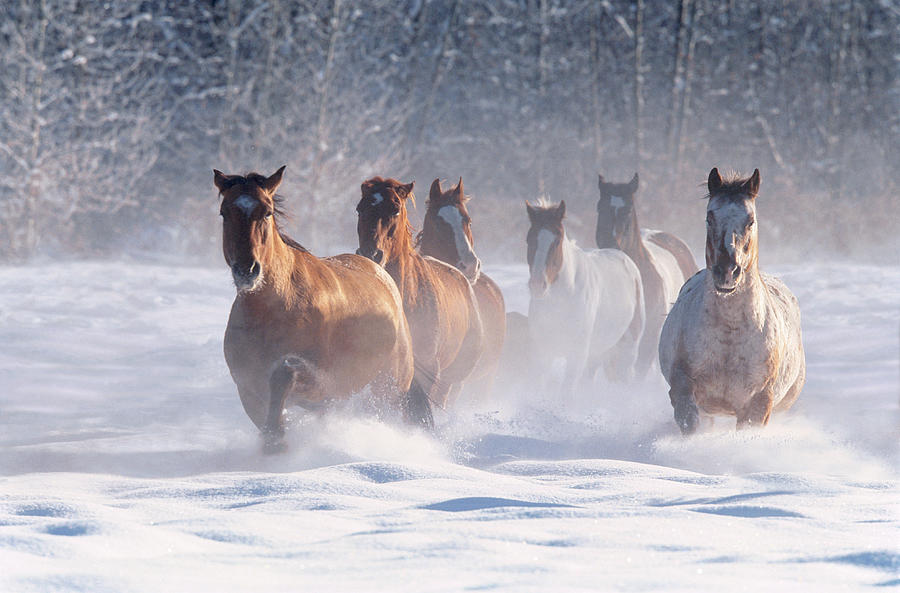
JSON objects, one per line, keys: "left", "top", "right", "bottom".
{"left": 658, "top": 168, "right": 805, "bottom": 434}
{"left": 526, "top": 200, "right": 644, "bottom": 394}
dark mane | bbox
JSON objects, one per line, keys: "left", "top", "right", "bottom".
{"left": 706, "top": 172, "right": 755, "bottom": 200}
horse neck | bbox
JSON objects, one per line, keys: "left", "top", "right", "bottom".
{"left": 705, "top": 265, "right": 766, "bottom": 325}
{"left": 617, "top": 211, "right": 649, "bottom": 262}
{"left": 383, "top": 218, "right": 421, "bottom": 302}
{"left": 255, "top": 229, "right": 306, "bottom": 306}
{"left": 555, "top": 233, "right": 579, "bottom": 291}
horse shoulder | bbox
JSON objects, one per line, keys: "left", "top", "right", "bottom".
{"left": 658, "top": 270, "right": 706, "bottom": 375}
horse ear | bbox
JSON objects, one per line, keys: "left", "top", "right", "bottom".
{"left": 525, "top": 200, "right": 537, "bottom": 221}
{"left": 398, "top": 181, "right": 415, "bottom": 200}
{"left": 598, "top": 174, "right": 605, "bottom": 189}
{"left": 263, "top": 165, "right": 286, "bottom": 193}
{"left": 743, "top": 168, "right": 760, "bottom": 198}
{"left": 429, "top": 178, "right": 442, "bottom": 202}
{"left": 213, "top": 169, "right": 229, "bottom": 193}
{"left": 629, "top": 172, "right": 639, "bottom": 193}
{"left": 708, "top": 167, "right": 723, "bottom": 194}
{"left": 455, "top": 177, "right": 464, "bottom": 198}
{"left": 556, "top": 200, "right": 566, "bottom": 219}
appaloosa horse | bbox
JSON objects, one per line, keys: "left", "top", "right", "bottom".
{"left": 658, "top": 168, "right": 805, "bottom": 434}
{"left": 596, "top": 172, "right": 697, "bottom": 377}
{"left": 214, "top": 167, "right": 415, "bottom": 451}
{"left": 356, "top": 177, "right": 483, "bottom": 426}
{"left": 417, "top": 178, "right": 506, "bottom": 397}
{"left": 527, "top": 200, "right": 644, "bottom": 393}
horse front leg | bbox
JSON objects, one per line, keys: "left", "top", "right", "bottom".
{"left": 668, "top": 363, "right": 699, "bottom": 435}
{"left": 736, "top": 389, "right": 774, "bottom": 430}
{"left": 263, "top": 356, "right": 315, "bottom": 454}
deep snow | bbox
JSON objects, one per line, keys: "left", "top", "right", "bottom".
{"left": 0, "top": 261, "right": 897, "bottom": 592}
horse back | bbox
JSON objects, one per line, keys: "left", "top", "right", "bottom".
{"left": 470, "top": 273, "right": 506, "bottom": 379}
{"left": 644, "top": 230, "right": 698, "bottom": 280}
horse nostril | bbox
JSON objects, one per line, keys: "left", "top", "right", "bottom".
{"left": 250, "top": 261, "right": 261, "bottom": 277}
{"left": 733, "top": 265, "right": 741, "bottom": 277}
{"left": 373, "top": 249, "right": 385, "bottom": 264}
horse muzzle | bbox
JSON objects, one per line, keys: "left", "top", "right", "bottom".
{"left": 458, "top": 256, "right": 482, "bottom": 283}
{"left": 712, "top": 263, "right": 741, "bottom": 294}
{"left": 231, "top": 261, "right": 262, "bottom": 291}
{"left": 356, "top": 247, "right": 385, "bottom": 265}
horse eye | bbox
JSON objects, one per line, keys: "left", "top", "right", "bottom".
{"left": 265, "top": 212, "right": 273, "bottom": 219}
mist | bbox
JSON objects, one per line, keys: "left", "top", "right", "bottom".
{"left": 1, "top": 1, "right": 897, "bottom": 264}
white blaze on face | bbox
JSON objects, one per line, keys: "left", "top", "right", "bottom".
{"left": 370, "top": 192, "right": 384, "bottom": 206}
{"left": 437, "top": 205, "right": 476, "bottom": 264}
{"left": 531, "top": 228, "right": 557, "bottom": 281}
{"left": 234, "top": 194, "right": 259, "bottom": 217}
{"left": 610, "top": 195, "right": 625, "bottom": 212}
{"left": 708, "top": 198, "right": 755, "bottom": 259}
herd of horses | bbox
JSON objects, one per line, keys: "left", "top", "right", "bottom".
{"left": 213, "top": 165, "right": 806, "bottom": 452}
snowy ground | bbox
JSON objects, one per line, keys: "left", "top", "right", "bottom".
{"left": 0, "top": 260, "right": 897, "bottom": 592}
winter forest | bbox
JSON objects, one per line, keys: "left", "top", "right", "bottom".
{"left": 2, "top": 0, "right": 898, "bottom": 262}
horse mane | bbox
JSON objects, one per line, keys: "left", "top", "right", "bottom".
{"left": 705, "top": 171, "right": 755, "bottom": 200}
{"left": 218, "top": 171, "right": 308, "bottom": 254}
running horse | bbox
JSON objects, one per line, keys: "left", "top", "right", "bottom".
{"left": 595, "top": 172, "right": 697, "bottom": 377}
{"left": 658, "top": 168, "right": 805, "bottom": 434}
{"left": 356, "top": 177, "right": 484, "bottom": 426}
{"left": 526, "top": 200, "right": 644, "bottom": 393}
{"left": 214, "top": 166, "right": 415, "bottom": 452}
{"left": 417, "top": 178, "right": 506, "bottom": 397}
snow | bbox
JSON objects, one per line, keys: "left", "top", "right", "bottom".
{"left": 0, "top": 261, "right": 897, "bottom": 592}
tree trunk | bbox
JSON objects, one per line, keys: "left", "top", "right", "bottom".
{"left": 633, "top": 0, "right": 645, "bottom": 170}
{"left": 23, "top": 0, "right": 48, "bottom": 256}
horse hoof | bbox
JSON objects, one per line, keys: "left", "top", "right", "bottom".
{"left": 674, "top": 401, "right": 699, "bottom": 436}
{"left": 262, "top": 433, "right": 288, "bottom": 455}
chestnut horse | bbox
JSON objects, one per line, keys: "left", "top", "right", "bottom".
{"left": 658, "top": 168, "right": 805, "bottom": 434}
{"left": 214, "top": 167, "right": 414, "bottom": 451}
{"left": 417, "top": 178, "right": 506, "bottom": 397}
{"left": 595, "top": 172, "right": 697, "bottom": 378}
{"left": 527, "top": 200, "right": 644, "bottom": 393}
{"left": 356, "top": 177, "right": 483, "bottom": 426}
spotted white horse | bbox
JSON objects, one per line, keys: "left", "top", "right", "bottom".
{"left": 526, "top": 200, "right": 645, "bottom": 395}
{"left": 659, "top": 168, "right": 805, "bottom": 434}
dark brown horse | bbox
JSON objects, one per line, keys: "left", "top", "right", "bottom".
{"left": 595, "top": 173, "right": 697, "bottom": 377}
{"left": 417, "top": 178, "right": 506, "bottom": 398}
{"left": 356, "top": 177, "right": 484, "bottom": 426}
{"left": 214, "top": 166, "right": 414, "bottom": 451}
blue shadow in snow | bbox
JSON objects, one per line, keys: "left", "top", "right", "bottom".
{"left": 690, "top": 505, "right": 804, "bottom": 518}
{"left": 422, "top": 497, "right": 577, "bottom": 512}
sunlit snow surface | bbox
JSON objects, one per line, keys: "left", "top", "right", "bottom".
{"left": 0, "top": 261, "right": 897, "bottom": 592}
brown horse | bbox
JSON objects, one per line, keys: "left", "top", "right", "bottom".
{"left": 417, "top": 178, "right": 506, "bottom": 398}
{"left": 356, "top": 177, "right": 484, "bottom": 426}
{"left": 596, "top": 173, "right": 697, "bottom": 377}
{"left": 214, "top": 166, "right": 415, "bottom": 451}
{"left": 659, "top": 168, "right": 805, "bottom": 434}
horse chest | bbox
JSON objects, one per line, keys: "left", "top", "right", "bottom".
{"left": 686, "top": 312, "right": 772, "bottom": 412}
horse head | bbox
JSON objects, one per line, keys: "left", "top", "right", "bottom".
{"left": 525, "top": 200, "right": 566, "bottom": 299}
{"left": 705, "top": 167, "right": 760, "bottom": 295}
{"left": 596, "top": 172, "right": 639, "bottom": 250}
{"left": 356, "top": 177, "right": 415, "bottom": 266}
{"left": 421, "top": 177, "right": 481, "bottom": 281}
{"left": 214, "top": 165, "right": 286, "bottom": 293}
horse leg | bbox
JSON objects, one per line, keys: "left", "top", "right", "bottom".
{"left": 263, "top": 356, "right": 315, "bottom": 454}
{"left": 736, "top": 390, "right": 774, "bottom": 429}
{"left": 668, "top": 364, "right": 699, "bottom": 435}
{"left": 404, "top": 363, "right": 437, "bottom": 430}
